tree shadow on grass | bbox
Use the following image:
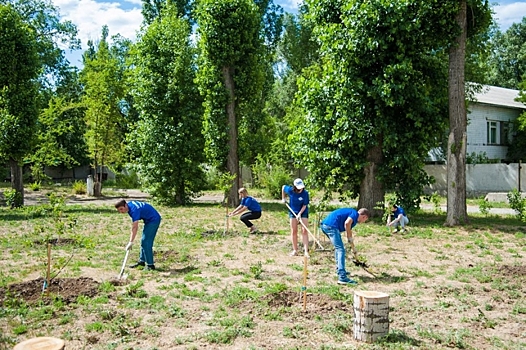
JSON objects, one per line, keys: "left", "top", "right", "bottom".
{"left": 377, "top": 329, "right": 421, "bottom": 346}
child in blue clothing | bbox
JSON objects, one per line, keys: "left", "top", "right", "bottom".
{"left": 115, "top": 199, "right": 162, "bottom": 270}
{"left": 320, "top": 207, "right": 370, "bottom": 285}
{"left": 282, "top": 178, "right": 310, "bottom": 257}
{"left": 228, "top": 188, "right": 262, "bottom": 233}
{"left": 387, "top": 204, "right": 409, "bottom": 232}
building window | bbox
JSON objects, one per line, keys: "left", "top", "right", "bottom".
{"left": 487, "top": 120, "right": 509, "bottom": 145}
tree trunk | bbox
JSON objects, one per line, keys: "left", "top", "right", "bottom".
{"left": 446, "top": 0, "right": 468, "bottom": 226}
{"left": 9, "top": 158, "right": 24, "bottom": 207}
{"left": 358, "top": 144, "right": 384, "bottom": 217}
{"left": 353, "top": 290, "right": 390, "bottom": 343}
{"left": 223, "top": 65, "right": 240, "bottom": 207}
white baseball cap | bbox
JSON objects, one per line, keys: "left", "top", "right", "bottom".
{"left": 293, "top": 178, "right": 305, "bottom": 189}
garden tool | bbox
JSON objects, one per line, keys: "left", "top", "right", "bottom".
{"left": 118, "top": 249, "right": 130, "bottom": 280}
{"left": 283, "top": 202, "right": 326, "bottom": 251}
{"left": 347, "top": 236, "right": 377, "bottom": 278}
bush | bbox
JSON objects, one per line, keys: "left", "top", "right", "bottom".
{"left": 4, "top": 188, "right": 23, "bottom": 208}
{"left": 507, "top": 189, "right": 526, "bottom": 221}
{"left": 252, "top": 156, "right": 292, "bottom": 199}
{"left": 115, "top": 172, "right": 140, "bottom": 189}
{"left": 72, "top": 181, "right": 87, "bottom": 195}
{"left": 29, "top": 182, "right": 41, "bottom": 191}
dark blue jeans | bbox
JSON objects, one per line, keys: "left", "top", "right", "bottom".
{"left": 139, "top": 220, "right": 161, "bottom": 265}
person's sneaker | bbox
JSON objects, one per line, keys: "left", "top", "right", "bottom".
{"left": 145, "top": 264, "right": 156, "bottom": 271}
{"left": 250, "top": 226, "right": 258, "bottom": 234}
{"left": 304, "top": 251, "right": 310, "bottom": 258}
{"left": 401, "top": 228, "right": 406, "bottom": 233}
{"left": 289, "top": 250, "right": 298, "bottom": 256}
{"left": 129, "top": 261, "right": 145, "bottom": 268}
{"left": 337, "top": 277, "right": 358, "bottom": 285}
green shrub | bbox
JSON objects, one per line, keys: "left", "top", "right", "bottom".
{"left": 29, "top": 182, "right": 41, "bottom": 191}
{"left": 4, "top": 188, "right": 22, "bottom": 208}
{"left": 478, "top": 197, "right": 493, "bottom": 216}
{"left": 252, "top": 156, "right": 291, "bottom": 199}
{"left": 507, "top": 189, "right": 526, "bottom": 221}
{"left": 115, "top": 171, "right": 140, "bottom": 189}
{"left": 72, "top": 181, "right": 87, "bottom": 195}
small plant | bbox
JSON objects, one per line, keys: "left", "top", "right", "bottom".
{"left": 29, "top": 182, "right": 41, "bottom": 191}
{"left": 72, "top": 180, "right": 87, "bottom": 195}
{"left": 249, "top": 262, "right": 263, "bottom": 279}
{"left": 252, "top": 155, "right": 292, "bottom": 199}
{"left": 478, "top": 197, "right": 493, "bottom": 216}
{"left": 4, "top": 188, "right": 22, "bottom": 208}
{"left": 507, "top": 189, "right": 526, "bottom": 221}
{"left": 430, "top": 192, "right": 442, "bottom": 214}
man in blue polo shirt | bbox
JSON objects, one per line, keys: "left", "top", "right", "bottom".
{"left": 115, "top": 199, "right": 162, "bottom": 270}
{"left": 320, "top": 207, "right": 370, "bottom": 285}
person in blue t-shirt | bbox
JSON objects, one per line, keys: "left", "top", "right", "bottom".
{"left": 281, "top": 178, "right": 310, "bottom": 257}
{"left": 115, "top": 199, "right": 162, "bottom": 270}
{"left": 320, "top": 207, "right": 370, "bottom": 285}
{"left": 228, "top": 188, "right": 262, "bottom": 233}
{"left": 387, "top": 204, "right": 409, "bottom": 233}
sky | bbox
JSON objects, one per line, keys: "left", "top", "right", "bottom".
{"left": 52, "top": 0, "right": 525, "bottom": 67}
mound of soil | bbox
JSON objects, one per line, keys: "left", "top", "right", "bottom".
{"left": 0, "top": 277, "right": 100, "bottom": 305}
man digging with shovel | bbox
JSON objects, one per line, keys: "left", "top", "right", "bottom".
{"left": 115, "top": 199, "right": 162, "bottom": 271}
{"left": 320, "top": 207, "right": 370, "bottom": 285}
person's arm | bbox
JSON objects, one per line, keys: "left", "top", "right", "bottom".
{"left": 229, "top": 205, "right": 246, "bottom": 216}
{"left": 344, "top": 217, "right": 354, "bottom": 241}
{"left": 281, "top": 185, "right": 287, "bottom": 203}
{"left": 125, "top": 221, "right": 139, "bottom": 250}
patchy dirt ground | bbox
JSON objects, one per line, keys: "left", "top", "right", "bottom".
{"left": 1, "top": 190, "right": 525, "bottom": 350}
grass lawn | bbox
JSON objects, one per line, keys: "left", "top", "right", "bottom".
{"left": 0, "top": 189, "right": 524, "bottom": 349}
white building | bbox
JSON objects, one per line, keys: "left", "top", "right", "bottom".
{"left": 467, "top": 85, "right": 525, "bottom": 161}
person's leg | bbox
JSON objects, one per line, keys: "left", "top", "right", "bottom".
{"left": 140, "top": 220, "right": 160, "bottom": 267}
{"left": 300, "top": 217, "right": 309, "bottom": 255}
{"left": 321, "top": 225, "right": 348, "bottom": 280}
{"left": 290, "top": 218, "right": 299, "bottom": 255}
{"left": 240, "top": 211, "right": 261, "bottom": 229}
{"left": 401, "top": 216, "right": 409, "bottom": 229}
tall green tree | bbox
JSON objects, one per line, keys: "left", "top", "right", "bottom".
{"left": 29, "top": 68, "right": 88, "bottom": 182}
{"left": 195, "top": 0, "right": 266, "bottom": 205}
{"left": 487, "top": 17, "right": 526, "bottom": 90}
{"left": 130, "top": 2, "right": 205, "bottom": 204}
{"left": 445, "top": 0, "right": 491, "bottom": 226}
{"left": 0, "top": 4, "right": 40, "bottom": 206}
{"left": 1, "top": 0, "right": 80, "bottom": 87}
{"left": 292, "top": 0, "right": 457, "bottom": 214}
{"left": 81, "top": 26, "right": 126, "bottom": 195}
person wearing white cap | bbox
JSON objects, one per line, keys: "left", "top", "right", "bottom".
{"left": 281, "top": 178, "right": 310, "bottom": 257}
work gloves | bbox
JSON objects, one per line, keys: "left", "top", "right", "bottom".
{"left": 125, "top": 241, "right": 133, "bottom": 251}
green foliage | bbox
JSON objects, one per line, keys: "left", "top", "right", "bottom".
{"left": 0, "top": 4, "right": 40, "bottom": 163}
{"left": 507, "top": 189, "right": 526, "bottom": 221}
{"left": 478, "top": 197, "right": 493, "bottom": 216}
{"left": 114, "top": 172, "right": 140, "bottom": 189}
{"left": 129, "top": 3, "right": 205, "bottom": 205}
{"left": 252, "top": 155, "right": 292, "bottom": 199}
{"left": 81, "top": 26, "right": 128, "bottom": 183}
{"left": 487, "top": 17, "right": 526, "bottom": 90}
{"left": 4, "top": 188, "right": 22, "bottom": 208}
{"left": 72, "top": 181, "right": 86, "bottom": 195}
{"left": 466, "top": 151, "right": 493, "bottom": 164}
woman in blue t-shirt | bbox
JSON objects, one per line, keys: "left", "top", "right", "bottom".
{"left": 228, "top": 188, "right": 262, "bottom": 233}
{"left": 281, "top": 178, "right": 310, "bottom": 257}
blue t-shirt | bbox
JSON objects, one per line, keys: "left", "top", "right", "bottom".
{"left": 127, "top": 201, "right": 161, "bottom": 224}
{"left": 321, "top": 208, "right": 359, "bottom": 232}
{"left": 241, "top": 196, "right": 261, "bottom": 212}
{"left": 393, "top": 206, "right": 406, "bottom": 218}
{"left": 284, "top": 185, "right": 309, "bottom": 215}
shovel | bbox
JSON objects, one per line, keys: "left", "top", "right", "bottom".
{"left": 347, "top": 236, "right": 377, "bottom": 278}
{"left": 283, "top": 202, "right": 327, "bottom": 251}
{"left": 118, "top": 249, "right": 130, "bottom": 280}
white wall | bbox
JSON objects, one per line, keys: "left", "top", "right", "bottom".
{"left": 425, "top": 163, "right": 526, "bottom": 196}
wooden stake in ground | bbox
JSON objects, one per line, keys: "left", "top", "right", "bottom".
{"left": 302, "top": 255, "right": 308, "bottom": 311}
{"left": 353, "top": 290, "right": 390, "bottom": 343}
